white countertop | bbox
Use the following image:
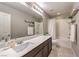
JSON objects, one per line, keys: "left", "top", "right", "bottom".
{"left": 0, "top": 35, "right": 51, "bottom": 57}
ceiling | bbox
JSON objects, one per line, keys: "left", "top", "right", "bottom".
{"left": 0, "top": 2, "right": 42, "bottom": 20}
{"left": 0, "top": 2, "right": 74, "bottom": 19}
{"left": 37, "top": 2, "right": 74, "bottom": 18}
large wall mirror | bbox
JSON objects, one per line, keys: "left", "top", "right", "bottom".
{"left": 0, "top": 12, "right": 11, "bottom": 48}
{"left": 0, "top": 3, "right": 43, "bottom": 49}
{"left": 24, "top": 20, "right": 43, "bottom": 36}
{"left": 24, "top": 20, "right": 35, "bottom": 36}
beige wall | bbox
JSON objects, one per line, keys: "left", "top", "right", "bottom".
{"left": 48, "top": 18, "right": 56, "bottom": 40}
{"left": 56, "top": 18, "right": 70, "bottom": 39}
{"left": 42, "top": 13, "right": 49, "bottom": 35}
{"left": 0, "top": 3, "right": 36, "bottom": 38}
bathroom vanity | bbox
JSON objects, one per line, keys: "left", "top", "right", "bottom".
{"left": 0, "top": 35, "right": 52, "bottom": 57}
{"left": 22, "top": 36, "right": 52, "bottom": 57}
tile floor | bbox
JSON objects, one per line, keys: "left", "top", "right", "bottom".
{"left": 48, "top": 43, "right": 76, "bottom": 57}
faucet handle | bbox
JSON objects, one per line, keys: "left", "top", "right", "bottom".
{"left": 8, "top": 34, "right": 10, "bottom": 37}
{"left": 2, "top": 37, "right": 4, "bottom": 40}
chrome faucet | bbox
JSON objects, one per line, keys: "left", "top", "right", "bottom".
{"left": 1, "top": 34, "right": 11, "bottom": 42}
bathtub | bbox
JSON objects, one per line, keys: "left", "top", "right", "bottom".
{"left": 52, "top": 37, "right": 72, "bottom": 48}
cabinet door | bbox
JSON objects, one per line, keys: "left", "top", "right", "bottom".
{"left": 42, "top": 45, "right": 49, "bottom": 57}
{"left": 49, "top": 38, "right": 52, "bottom": 53}
{"left": 35, "top": 50, "right": 43, "bottom": 57}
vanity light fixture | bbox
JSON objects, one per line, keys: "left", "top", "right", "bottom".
{"left": 19, "top": 2, "right": 43, "bottom": 16}
{"left": 31, "top": 3, "right": 43, "bottom": 16}
{"left": 57, "top": 12, "right": 61, "bottom": 16}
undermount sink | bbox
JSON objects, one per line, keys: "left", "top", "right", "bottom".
{"left": 13, "top": 42, "right": 34, "bottom": 52}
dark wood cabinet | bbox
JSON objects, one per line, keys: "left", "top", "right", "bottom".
{"left": 35, "top": 50, "right": 43, "bottom": 57}
{"left": 48, "top": 38, "right": 52, "bottom": 53}
{"left": 42, "top": 45, "right": 49, "bottom": 57}
{"left": 22, "top": 37, "right": 52, "bottom": 57}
